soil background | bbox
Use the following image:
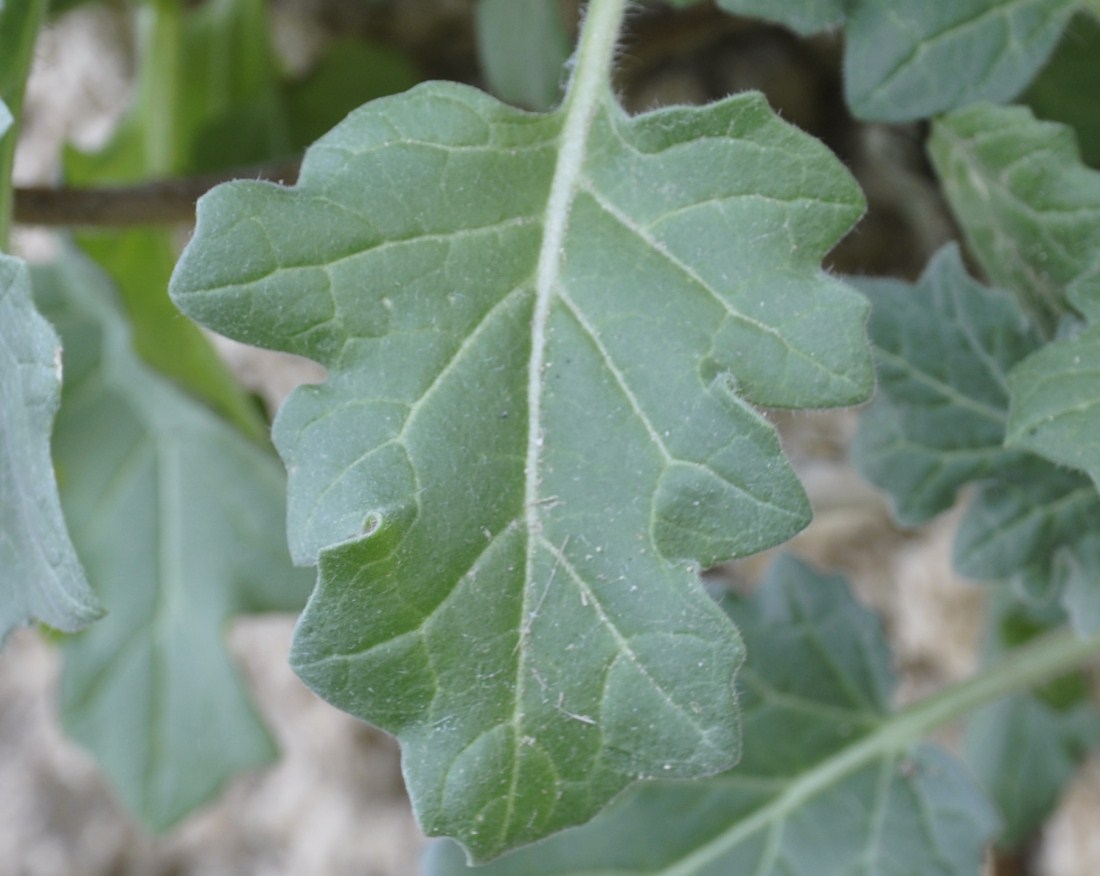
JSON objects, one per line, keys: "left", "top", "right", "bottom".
{"left": 5, "top": 2, "right": 1100, "bottom": 874}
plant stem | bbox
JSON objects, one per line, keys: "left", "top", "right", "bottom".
{"left": 664, "top": 627, "right": 1100, "bottom": 874}
{"left": 0, "top": 0, "right": 48, "bottom": 250}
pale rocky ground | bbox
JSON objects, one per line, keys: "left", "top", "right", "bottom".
{"left": 5, "top": 4, "right": 1100, "bottom": 875}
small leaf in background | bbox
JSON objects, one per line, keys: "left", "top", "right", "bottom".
{"left": 38, "top": 252, "right": 312, "bottom": 829}
{"left": 929, "top": 103, "right": 1100, "bottom": 492}
{"left": 852, "top": 245, "right": 1100, "bottom": 620}
{"left": 953, "top": 461, "right": 1100, "bottom": 603}
{"left": 170, "top": 77, "right": 870, "bottom": 858}
{"left": 844, "top": 0, "right": 1076, "bottom": 122}
{"left": 1007, "top": 325, "right": 1100, "bottom": 489}
{"left": 0, "top": 254, "right": 102, "bottom": 644}
{"left": 714, "top": 0, "right": 846, "bottom": 36}
{"left": 1024, "top": 12, "right": 1100, "bottom": 169}
{"left": 851, "top": 244, "right": 1042, "bottom": 526}
{"left": 929, "top": 102, "right": 1100, "bottom": 333}
{"left": 964, "top": 595, "right": 1100, "bottom": 846}
{"left": 475, "top": 0, "right": 571, "bottom": 111}
{"left": 422, "top": 556, "right": 998, "bottom": 876}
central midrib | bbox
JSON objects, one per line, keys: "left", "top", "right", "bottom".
{"left": 505, "top": 0, "right": 629, "bottom": 849}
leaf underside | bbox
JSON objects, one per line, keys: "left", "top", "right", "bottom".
{"left": 423, "top": 556, "right": 998, "bottom": 875}
{"left": 0, "top": 254, "right": 101, "bottom": 645}
{"left": 170, "top": 81, "right": 870, "bottom": 859}
{"left": 40, "top": 253, "right": 311, "bottom": 829}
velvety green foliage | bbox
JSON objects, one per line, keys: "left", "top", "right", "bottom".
{"left": 851, "top": 245, "right": 1042, "bottom": 526}
{"left": 476, "top": 0, "right": 571, "bottom": 111}
{"left": 967, "top": 694, "right": 1099, "bottom": 845}
{"left": 1007, "top": 327, "right": 1100, "bottom": 489}
{"left": 170, "top": 75, "right": 870, "bottom": 858}
{"left": 38, "top": 253, "right": 312, "bottom": 829}
{"left": 964, "top": 596, "right": 1100, "bottom": 846}
{"left": 930, "top": 102, "right": 1100, "bottom": 335}
{"left": 0, "top": 255, "right": 102, "bottom": 644}
{"left": 930, "top": 103, "right": 1100, "bottom": 497}
{"left": 687, "top": 0, "right": 1076, "bottom": 122}
{"left": 853, "top": 245, "right": 1100, "bottom": 618}
{"left": 844, "top": 0, "right": 1077, "bottom": 122}
{"left": 423, "top": 556, "right": 998, "bottom": 875}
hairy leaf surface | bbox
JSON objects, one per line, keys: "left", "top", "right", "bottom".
{"left": 853, "top": 245, "right": 1100, "bottom": 616}
{"left": 39, "top": 253, "right": 312, "bottom": 829}
{"left": 170, "top": 76, "right": 869, "bottom": 857}
{"left": 423, "top": 556, "right": 998, "bottom": 875}
{"left": 0, "top": 254, "right": 101, "bottom": 644}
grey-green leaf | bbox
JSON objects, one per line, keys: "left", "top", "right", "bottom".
{"left": 966, "top": 696, "right": 1100, "bottom": 846}
{"left": 851, "top": 244, "right": 1042, "bottom": 526}
{"left": 929, "top": 103, "right": 1100, "bottom": 333}
{"left": 845, "top": 0, "right": 1076, "bottom": 123}
{"left": 423, "top": 556, "right": 998, "bottom": 876}
{"left": 0, "top": 255, "right": 102, "bottom": 644}
{"left": 170, "top": 80, "right": 869, "bottom": 859}
{"left": 954, "top": 461, "right": 1100, "bottom": 597}
{"left": 38, "top": 253, "right": 312, "bottom": 829}
{"left": 1007, "top": 325, "right": 1100, "bottom": 488}
{"left": 476, "top": 0, "right": 571, "bottom": 111}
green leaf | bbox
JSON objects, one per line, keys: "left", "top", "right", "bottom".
{"left": 929, "top": 102, "right": 1100, "bottom": 334}
{"left": 476, "top": 0, "right": 571, "bottom": 111}
{"left": 1006, "top": 325, "right": 1100, "bottom": 488}
{"left": 844, "top": 0, "right": 1076, "bottom": 122}
{"left": 170, "top": 6, "right": 870, "bottom": 854}
{"left": 423, "top": 556, "right": 999, "bottom": 875}
{"left": 713, "top": 0, "right": 846, "bottom": 36}
{"left": 853, "top": 245, "right": 1100, "bottom": 616}
{"left": 851, "top": 244, "right": 1042, "bottom": 526}
{"left": 964, "top": 594, "right": 1100, "bottom": 846}
{"left": 966, "top": 695, "right": 1099, "bottom": 846}
{"left": 0, "top": 255, "right": 102, "bottom": 644}
{"left": 1024, "top": 12, "right": 1100, "bottom": 169}
{"left": 37, "top": 252, "right": 312, "bottom": 829}
{"left": 953, "top": 460, "right": 1100, "bottom": 598}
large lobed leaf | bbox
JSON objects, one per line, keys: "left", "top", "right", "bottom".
{"left": 170, "top": 76, "right": 870, "bottom": 858}
{"left": 0, "top": 254, "right": 102, "bottom": 644}
{"left": 423, "top": 555, "right": 998, "bottom": 875}
{"left": 39, "top": 252, "right": 312, "bottom": 829}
